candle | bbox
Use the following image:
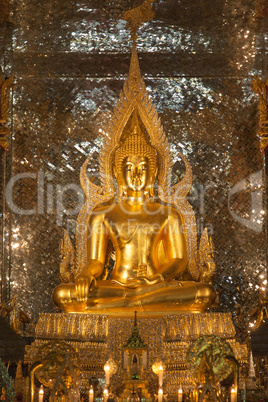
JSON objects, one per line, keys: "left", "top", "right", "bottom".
{"left": 104, "top": 363, "right": 110, "bottom": 386}
{"left": 158, "top": 387, "right": 163, "bottom": 402}
{"left": 106, "top": 370, "right": 110, "bottom": 386}
{"left": 89, "top": 385, "right": 94, "bottom": 402}
{"left": 38, "top": 385, "right": 44, "bottom": 402}
{"left": 158, "top": 366, "right": 163, "bottom": 387}
{"left": 230, "top": 385, "right": 237, "bottom": 402}
{"left": 103, "top": 386, "right": 108, "bottom": 402}
{"left": 178, "top": 386, "right": 183, "bottom": 402}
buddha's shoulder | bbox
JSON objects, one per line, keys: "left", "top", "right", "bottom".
{"left": 90, "top": 200, "right": 182, "bottom": 220}
{"left": 89, "top": 203, "right": 117, "bottom": 223}
{"left": 162, "top": 204, "right": 184, "bottom": 221}
{"left": 143, "top": 201, "right": 184, "bottom": 219}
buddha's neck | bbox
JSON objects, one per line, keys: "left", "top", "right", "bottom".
{"left": 123, "top": 191, "right": 146, "bottom": 206}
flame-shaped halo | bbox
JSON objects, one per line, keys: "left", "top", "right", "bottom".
{"left": 75, "top": 152, "right": 114, "bottom": 273}
{"left": 170, "top": 152, "right": 193, "bottom": 200}
{"left": 76, "top": 39, "right": 199, "bottom": 279}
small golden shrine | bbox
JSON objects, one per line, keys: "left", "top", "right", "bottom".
{"left": 121, "top": 312, "right": 152, "bottom": 401}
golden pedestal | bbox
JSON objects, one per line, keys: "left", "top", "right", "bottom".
{"left": 25, "top": 312, "right": 248, "bottom": 399}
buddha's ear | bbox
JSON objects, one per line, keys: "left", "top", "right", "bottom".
{"left": 118, "top": 181, "right": 127, "bottom": 198}
{"left": 149, "top": 165, "right": 158, "bottom": 198}
{"left": 148, "top": 184, "right": 155, "bottom": 198}
{"left": 152, "top": 165, "right": 158, "bottom": 184}
{"left": 113, "top": 166, "right": 126, "bottom": 198}
{"left": 148, "top": 173, "right": 156, "bottom": 198}
{"left": 118, "top": 184, "right": 123, "bottom": 197}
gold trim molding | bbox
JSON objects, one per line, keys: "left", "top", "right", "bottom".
{"left": 252, "top": 76, "right": 268, "bottom": 151}
{"left": 35, "top": 313, "right": 108, "bottom": 341}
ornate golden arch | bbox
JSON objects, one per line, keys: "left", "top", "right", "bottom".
{"left": 59, "top": 8, "right": 215, "bottom": 284}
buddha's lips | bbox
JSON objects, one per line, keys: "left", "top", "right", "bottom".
{"left": 132, "top": 179, "right": 142, "bottom": 186}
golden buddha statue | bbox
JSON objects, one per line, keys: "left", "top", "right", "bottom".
{"left": 52, "top": 14, "right": 217, "bottom": 315}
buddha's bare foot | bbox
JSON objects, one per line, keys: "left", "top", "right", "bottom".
{"left": 75, "top": 273, "right": 96, "bottom": 302}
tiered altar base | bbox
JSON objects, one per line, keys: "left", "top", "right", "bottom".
{"left": 25, "top": 312, "right": 248, "bottom": 398}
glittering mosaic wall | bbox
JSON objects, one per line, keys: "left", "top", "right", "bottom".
{"left": 0, "top": 0, "right": 267, "bottom": 337}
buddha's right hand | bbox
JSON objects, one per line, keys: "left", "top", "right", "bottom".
{"left": 75, "top": 273, "right": 96, "bottom": 302}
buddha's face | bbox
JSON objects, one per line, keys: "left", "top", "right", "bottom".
{"left": 122, "top": 155, "right": 150, "bottom": 192}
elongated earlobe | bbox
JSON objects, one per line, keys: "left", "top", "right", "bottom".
{"left": 149, "top": 185, "right": 155, "bottom": 198}
{"left": 118, "top": 185, "right": 123, "bottom": 198}
{"left": 148, "top": 175, "right": 156, "bottom": 198}
{"left": 117, "top": 178, "right": 127, "bottom": 198}
{"left": 118, "top": 186, "right": 127, "bottom": 197}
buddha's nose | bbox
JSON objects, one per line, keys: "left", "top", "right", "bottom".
{"left": 133, "top": 166, "right": 142, "bottom": 178}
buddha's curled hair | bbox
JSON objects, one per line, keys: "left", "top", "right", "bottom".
{"left": 114, "top": 133, "right": 158, "bottom": 176}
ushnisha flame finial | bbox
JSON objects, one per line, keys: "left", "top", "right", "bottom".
{"left": 121, "top": 0, "right": 155, "bottom": 42}
{"left": 121, "top": 0, "right": 155, "bottom": 95}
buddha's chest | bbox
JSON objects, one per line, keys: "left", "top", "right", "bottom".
{"left": 104, "top": 212, "right": 166, "bottom": 246}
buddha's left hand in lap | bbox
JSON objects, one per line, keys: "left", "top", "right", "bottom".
{"left": 112, "top": 273, "right": 164, "bottom": 289}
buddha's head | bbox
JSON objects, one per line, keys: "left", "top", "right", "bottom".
{"left": 114, "top": 128, "right": 158, "bottom": 197}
